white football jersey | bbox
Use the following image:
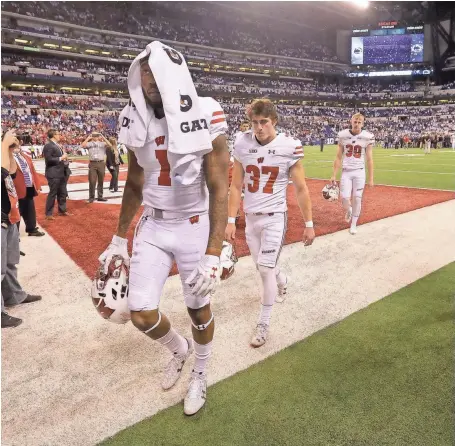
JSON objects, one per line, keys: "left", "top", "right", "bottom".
{"left": 123, "top": 97, "right": 227, "bottom": 216}
{"left": 234, "top": 131, "right": 304, "bottom": 213}
{"left": 338, "top": 129, "right": 374, "bottom": 170}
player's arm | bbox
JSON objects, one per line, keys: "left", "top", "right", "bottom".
{"left": 290, "top": 161, "right": 315, "bottom": 246}
{"left": 116, "top": 149, "right": 144, "bottom": 238}
{"left": 366, "top": 144, "right": 374, "bottom": 187}
{"left": 225, "top": 159, "right": 245, "bottom": 241}
{"left": 331, "top": 143, "right": 343, "bottom": 182}
{"left": 204, "top": 134, "right": 230, "bottom": 257}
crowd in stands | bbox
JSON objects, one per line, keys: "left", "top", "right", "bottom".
{"left": 1, "top": 94, "right": 119, "bottom": 111}
{"left": 2, "top": 54, "right": 129, "bottom": 76}
{"left": 3, "top": 91, "right": 454, "bottom": 149}
{"left": 2, "top": 1, "right": 338, "bottom": 61}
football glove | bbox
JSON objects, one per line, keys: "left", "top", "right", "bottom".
{"left": 185, "top": 255, "right": 221, "bottom": 298}
{"left": 98, "top": 235, "right": 130, "bottom": 274}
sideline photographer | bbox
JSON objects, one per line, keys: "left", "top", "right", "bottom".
{"left": 81, "top": 132, "right": 112, "bottom": 203}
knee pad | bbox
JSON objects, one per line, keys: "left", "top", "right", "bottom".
{"left": 258, "top": 264, "right": 275, "bottom": 277}
{"left": 191, "top": 312, "right": 214, "bottom": 331}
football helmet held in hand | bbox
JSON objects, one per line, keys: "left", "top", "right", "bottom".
{"left": 322, "top": 182, "right": 340, "bottom": 202}
{"left": 91, "top": 255, "right": 130, "bottom": 324}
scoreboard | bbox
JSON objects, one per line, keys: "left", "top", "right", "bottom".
{"left": 351, "top": 22, "right": 424, "bottom": 65}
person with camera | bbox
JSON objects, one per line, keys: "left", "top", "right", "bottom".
{"left": 2, "top": 130, "right": 42, "bottom": 328}
{"left": 43, "top": 129, "right": 72, "bottom": 220}
{"left": 81, "top": 132, "right": 112, "bottom": 203}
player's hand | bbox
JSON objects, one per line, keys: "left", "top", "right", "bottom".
{"left": 98, "top": 235, "right": 130, "bottom": 274}
{"left": 225, "top": 223, "right": 236, "bottom": 242}
{"left": 185, "top": 255, "right": 221, "bottom": 298}
{"left": 303, "top": 227, "right": 315, "bottom": 246}
{"left": 330, "top": 176, "right": 336, "bottom": 184}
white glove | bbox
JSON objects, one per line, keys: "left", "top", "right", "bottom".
{"left": 98, "top": 235, "right": 129, "bottom": 274}
{"left": 185, "top": 255, "right": 221, "bottom": 298}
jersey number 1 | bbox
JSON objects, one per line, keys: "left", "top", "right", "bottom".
{"left": 245, "top": 165, "right": 278, "bottom": 194}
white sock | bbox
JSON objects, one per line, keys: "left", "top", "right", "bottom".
{"left": 259, "top": 304, "right": 273, "bottom": 325}
{"left": 192, "top": 341, "right": 212, "bottom": 375}
{"left": 351, "top": 196, "right": 362, "bottom": 228}
{"left": 275, "top": 267, "right": 287, "bottom": 288}
{"left": 156, "top": 327, "right": 188, "bottom": 357}
{"left": 257, "top": 264, "right": 276, "bottom": 325}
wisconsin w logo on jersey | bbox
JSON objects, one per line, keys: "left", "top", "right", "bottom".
{"left": 155, "top": 136, "right": 165, "bottom": 146}
{"left": 257, "top": 157, "right": 264, "bottom": 164}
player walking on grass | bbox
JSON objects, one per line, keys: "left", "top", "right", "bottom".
{"left": 225, "top": 99, "right": 315, "bottom": 348}
{"left": 331, "top": 113, "right": 374, "bottom": 235}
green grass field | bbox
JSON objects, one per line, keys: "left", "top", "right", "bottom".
{"left": 101, "top": 263, "right": 455, "bottom": 446}
{"left": 73, "top": 146, "right": 455, "bottom": 190}
{"left": 303, "top": 146, "right": 455, "bottom": 191}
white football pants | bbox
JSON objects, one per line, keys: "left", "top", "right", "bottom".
{"left": 340, "top": 168, "right": 365, "bottom": 200}
{"left": 128, "top": 213, "right": 210, "bottom": 311}
{"left": 245, "top": 212, "right": 287, "bottom": 268}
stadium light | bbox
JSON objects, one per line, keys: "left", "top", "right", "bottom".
{"left": 350, "top": 0, "right": 369, "bottom": 9}
{"left": 61, "top": 45, "right": 72, "bottom": 50}
{"left": 43, "top": 43, "right": 58, "bottom": 48}
{"left": 14, "top": 39, "right": 28, "bottom": 44}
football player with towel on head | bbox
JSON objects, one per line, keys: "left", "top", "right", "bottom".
{"left": 331, "top": 113, "right": 374, "bottom": 235}
{"left": 98, "top": 42, "right": 229, "bottom": 416}
{"left": 225, "top": 99, "right": 315, "bottom": 348}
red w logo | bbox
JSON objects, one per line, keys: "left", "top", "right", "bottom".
{"left": 257, "top": 157, "right": 264, "bottom": 164}
{"left": 155, "top": 136, "right": 165, "bottom": 146}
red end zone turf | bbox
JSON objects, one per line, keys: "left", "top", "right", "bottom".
{"left": 34, "top": 179, "right": 454, "bottom": 278}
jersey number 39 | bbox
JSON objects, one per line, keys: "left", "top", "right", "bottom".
{"left": 345, "top": 144, "right": 362, "bottom": 158}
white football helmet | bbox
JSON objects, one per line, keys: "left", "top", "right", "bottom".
{"left": 220, "top": 241, "right": 238, "bottom": 281}
{"left": 322, "top": 183, "right": 340, "bottom": 202}
{"left": 91, "top": 255, "right": 131, "bottom": 324}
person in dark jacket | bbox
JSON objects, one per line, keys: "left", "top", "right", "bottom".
{"left": 43, "top": 129, "right": 72, "bottom": 220}
{"left": 106, "top": 137, "right": 124, "bottom": 193}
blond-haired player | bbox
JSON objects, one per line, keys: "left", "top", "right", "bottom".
{"left": 226, "top": 99, "right": 315, "bottom": 347}
{"left": 331, "top": 113, "right": 374, "bottom": 235}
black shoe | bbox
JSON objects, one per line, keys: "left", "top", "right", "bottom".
{"left": 97, "top": 197, "right": 108, "bottom": 202}
{"left": 20, "top": 251, "right": 25, "bottom": 256}
{"left": 87, "top": 199, "right": 94, "bottom": 203}
{"left": 28, "top": 230, "right": 45, "bottom": 237}
{"left": 22, "top": 294, "right": 42, "bottom": 304}
{"left": 1, "top": 312, "right": 22, "bottom": 328}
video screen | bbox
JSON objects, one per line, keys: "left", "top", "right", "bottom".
{"left": 351, "top": 26, "right": 424, "bottom": 65}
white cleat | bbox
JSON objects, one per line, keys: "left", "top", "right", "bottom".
{"left": 345, "top": 207, "right": 353, "bottom": 223}
{"left": 349, "top": 227, "right": 357, "bottom": 235}
{"left": 250, "top": 323, "right": 269, "bottom": 348}
{"left": 276, "top": 276, "right": 288, "bottom": 303}
{"left": 161, "top": 338, "right": 194, "bottom": 390}
{"left": 184, "top": 371, "right": 207, "bottom": 416}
